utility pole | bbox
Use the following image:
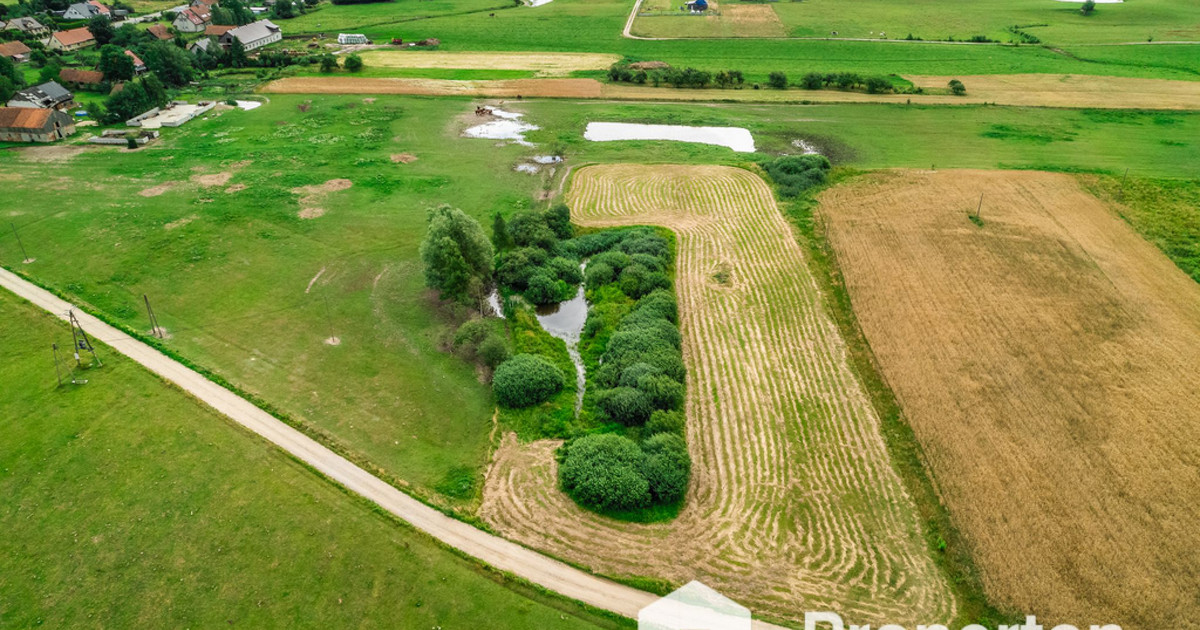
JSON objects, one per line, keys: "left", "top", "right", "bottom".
{"left": 144, "top": 294, "right": 162, "bottom": 339}
{"left": 67, "top": 310, "right": 101, "bottom": 367}
{"left": 10, "top": 222, "right": 31, "bottom": 263}
{"left": 52, "top": 343, "right": 64, "bottom": 386}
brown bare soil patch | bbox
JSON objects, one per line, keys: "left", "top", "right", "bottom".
{"left": 907, "top": 74, "right": 1200, "bottom": 109}
{"left": 390, "top": 153, "right": 418, "bottom": 164}
{"left": 15, "top": 145, "right": 87, "bottom": 162}
{"left": 225, "top": 183, "right": 247, "bottom": 194}
{"left": 481, "top": 164, "right": 955, "bottom": 626}
{"left": 191, "top": 171, "right": 233, "bottom": 187}
{"left": 718, "top": 3, "right": 786, "bottom": 37}
{"left": 163, "top": 214, "right": 198, "bottom": 230}
{"left": 292, "top": 179, "right": 352, "bottom": 219}
{"left": 819, "top": 169, "right": 1200, "bottom": 628}
{"left": 140, "top": 181, "right": 179, "bottom": 197}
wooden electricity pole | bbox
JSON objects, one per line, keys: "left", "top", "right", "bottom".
{"left": 67, "top": 310, "right": 101, "bottom": 367}
{"left": 144, "top": 294, "right": 162, "bottom": 339}
{"left": 10, "top": 222, "right": 30, "bottom": 263}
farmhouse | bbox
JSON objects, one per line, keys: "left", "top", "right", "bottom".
{"left": 146, "top": 23, "right": 172, "bottom": 40}
{"left": 6, "top": 81, "right": 75, "bottom": 110}
{"left": 337, "top": 33, "right": 368, "bottom": 45}
{"left": 188, "top": 36, "right": 217, "bottom": 54}
{"left": 0, "top": 41, "right": 32, "bottom": 63}
{"left": 219, "top": 19, "right": 281, "bottom": 51}
{"left": 204, "top": 24, "right": 235, "bottom": 37}
{"left": 5, "top": 17, "right": 50, "bottom": 37}
{"left": 58, "top": 67, "right": 105, "bottom": 89}
{"left": 173, "top": 6, "right": 212, "bottom": 33}
{"left": 48, "top": 27, "right": 97, "bottom": 52}
{"left": 0, "top": 107, "right": 76, "bottom": 142}
{"left": 62, "top": 1, "right": 110, "bottom": 20}
{"left": 124, "top": 49, "right": 147, "bottom": 73}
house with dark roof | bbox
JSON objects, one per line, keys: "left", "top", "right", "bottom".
{"left": 5, "top": 17, "right": 50, "bottom": 37}
{"left": 49, "top": 27, "right": 97, "bottom": 52}
{"left": 147, "top": 23, "right": 173, "bottom": 40}
{"left": 0, "top": 107, "right": 76, "bottom": 142}
{"left": 188, "top": 36, "right": 217, "bottom": 55}
{"left": 6, "top": 81, "right": 75, "bottom": 110}
{"left": 0, "top": 41, "right": 32, "bottom": 64}
{"left": 63, "top": 1, "right": 110, "bottom": 19}
{"left": 219, "top": 19, "right": 281, "bottom": 51}
{"left": 58, "top": 67, "right": 106, "bottom": 89}
{"left": 173, "top": 6, "right": 212, "bottom": 33}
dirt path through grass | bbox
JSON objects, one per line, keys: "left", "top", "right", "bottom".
{"left": 261, "top": 74, "right": 1200, "bottom": 110}
{"left": 481, "top": 165, "right": 956, "bottom": 627}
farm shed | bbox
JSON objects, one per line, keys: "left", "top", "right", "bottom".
{"left": 219, "top": 19, "right": 282, "bottom": 51}
{"left": 7, "top": 81, "right": 74, "bottom": 110}
{"left": 337, "top": 33, "right": 368, "bottom": 45}
{"left": 0, "top": 107, "right": 76, "bottom": 142}
{"left": 58, "top": 68, "right": 105, "bottom": 89}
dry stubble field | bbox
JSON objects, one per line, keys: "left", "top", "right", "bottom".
{"left": 819, "top": 170, "right": 1200, "bottom": 628}
{"left": 481, "top": 165, "right": 955, "bottom": 626}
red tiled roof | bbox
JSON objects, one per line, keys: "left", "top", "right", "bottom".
{"left": 0, "top": 41, "right": 32, "bottom": 58}
{"left": 178, "top": 6, "right": 210, "bottom": 24}
{"left": 52, "top": 27, "right": 95, "bottom": 47}
{"left": 59, "top": 67, "right": 104, "bottom": 84}
{"left": 0, "top": 107, "right": 53, "bottom": 130}
{"left": 88, "top": 0, "right": 111, "bottom": 14}
{"left": 147, "top": 24, "right": 172, "bottom": 40}
{"left": 204, "top": 24, "right": 235, "bottom": 36}
{"left": 124, "top": 49, "right": 145, "bottom": 67}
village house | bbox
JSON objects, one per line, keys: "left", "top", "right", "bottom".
{"left": 219, "top": 19, "right": 281, "bottom": 51}
{"left": 124, "top": 49, "right": 147, "bottom": 73}
{"left": 204, "top": 24, "right": 235, "bottom": 37}
{"left": 0, "top": 41, "right": 32, "bottom": 64}
{"left": 337, "top": 33, "right": 367, "bottom": 45}
{"left": 63, "top": 1, "right": 111, "bottom": 20}
{"left": 48, "top": 27, "right": 97, "bottom": 52}
{"left": 4, "top": 17, "right": 51, "bottom": 38}
{"left": 173, "top": 6, "right": 212, "bottom": 33}
{"left": 6, "top": 81, "right": 75, "bottom": 110}
{"left": 0, "top": 107, "right": 76, "bottom": 142}
{"left": 187, "top": 36, "right": 216, "bottom": 54}
{"left": 58, "top": 67, "right": 105, "bottom": 90}
{"left": 146, "top": 23, "right": 173, "bottom": 40}
{"left": 191, "top": 0, "right": 220, "bottom": 8}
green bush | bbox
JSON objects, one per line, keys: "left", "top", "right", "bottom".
{"left": 590, "top": 250, "right": 631, "bottom": 274}
{"left": 640, "top": 433, "right": 691, "bottom": 503}
{"left": 645, "top": 409, "right": 685, "bottom": 436}
{"left": 478, "top": 335, "right": 510, "bottom": 369}
{"left": 559, "top": 433, "right": 650, "bottom": 511}
{"left": 618, "top": 362, "right": 661, "bottom": 388}
{"left": 508, "top": 211, "right": 558, "bottom": 250}
{"left": 495, "top": 247, "right": 549, "bottom": 291}
{"left": 584, "top": 261, "right": 615, "bottom": 289}
{"left": 493, "top": 354, "right": 565, "bottom": 408}
{"left": 629, "top": 253, "right": 664, "bottom": 273}
{"left": 631, "top": 290, "right": 678, "bottom": 324}
{"left": 637, "top": 374, "right": 684, "bottom": 411}
{"left": 767, "top": 71, "right": 788, "bottom": 89}
{"left": 524, "top": 272, "right": 563, "bottom": 305}
{"left": 596, "top": 387, "right": 654, "bottom": 425}
{"left": 619, "top": 264, "right": 670, "bottom": 299}
{"left": 548, "top": 256, "right": 583, "bottom": 285}
{"left": 546, "top": 204, "right": 573, "bottom": 240}
{"left": 762, "top": 154, "right": 832, "bottom": 198}
{"left": 618, "top": 234, "right": 670, "bottom": 259}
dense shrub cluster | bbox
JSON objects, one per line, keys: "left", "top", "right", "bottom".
{"left": 558, "top": 432, "right": 691, "bottom": 512}
{"left": 762, "top": 154, "right": 832, "bottom": 198}
{"left": 608, "top": 61, "right": 899, "bottom": 93}
{"left": 452, "top": 318, "right": 510, "bottom": 370}
{"left": 493, "top": 205, "right": 582, "bottom": 305}
{"left": 493, "top": 354, "right": 565, "bottom": 408}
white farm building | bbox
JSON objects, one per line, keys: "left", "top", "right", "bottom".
{"left": 219, "top": 19, "right": 282, "bottom": 51}
{"left": 337, "top": 33, "right": 368, "bottom": 45}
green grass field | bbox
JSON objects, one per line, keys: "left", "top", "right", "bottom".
{"left": 632, "top": 0, "right": 1200, "bottom": 44}
{"left": 277, "top": 0, "right": 1200, "bottom": 81}
{"left": 283, "top": 0, "right": 515, "bottom": 35}
{"left": 0, "top": 290, "right": 625, "bottom": 629}
{"left": 1, "top": 96, "right": 1197, "bottom": 517}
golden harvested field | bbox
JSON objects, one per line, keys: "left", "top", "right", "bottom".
{"left": 357, "top": 51, "right": 621, "bottom": 77}
{"left": 819, "top": 170, "right": 1200, "bottom": 628}
{"left": 481, "top": 165, "right": 956, "bottom": 626}
{"left": 260, "top": 74, "right": 1200, "bottom": 109}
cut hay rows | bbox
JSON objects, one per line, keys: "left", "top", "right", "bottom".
{"left": 819, "top": 170, "right": 1200, "bottom": 628}
{"left": 481, "top": 164, "right": 955, "bottom": 625}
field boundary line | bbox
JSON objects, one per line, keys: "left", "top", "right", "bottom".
{"left": 0, "top": 266, "right": 794, "bottom": 629}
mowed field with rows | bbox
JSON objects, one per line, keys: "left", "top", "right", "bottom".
{"left": 819, "top": 170, "right": 1200, "bottom": 628}
{"left": 481, "top": 165, "right": 955, "bottom": 626}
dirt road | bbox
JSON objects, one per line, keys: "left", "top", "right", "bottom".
{"left": 0, "top": 266, "right": 793, "bottom": 628}
{"left": 261, "top": 74, "right": 1200, "bottom": 110}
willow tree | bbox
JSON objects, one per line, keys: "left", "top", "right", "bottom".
{"left": 420, "top": 205, "right": 494, "bottom": 306}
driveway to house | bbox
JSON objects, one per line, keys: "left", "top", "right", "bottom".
{"left": 0, "top": 266, "right": 790, "bottom": 629}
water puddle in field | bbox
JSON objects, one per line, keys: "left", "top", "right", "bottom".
{"left": 463, "top": 108, "right": 538, "bottom": 146}
{"left": 525, "top": 0, "right": 554, "bottom": 6}
{"left": 534, "top": 264, "right": 588, "bottom": 416}
{"left": 234, "top": 100, "right": 263, "bottom": 111}
{"left": 584, "top": 122, "right": 756, "bottom": 153}
{"left": 792, "top": 139, "right": 822, "bottom": 155}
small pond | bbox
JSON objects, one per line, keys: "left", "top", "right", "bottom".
{"left": 584, "top": 122, "right": 756, "bottom": 153}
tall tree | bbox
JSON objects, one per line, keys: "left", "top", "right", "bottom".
{"left": 87, "top": 15, "right": 115, "bottom": 46}
{"left": 420, "top": 205, "right": 494, "bottom": 303}
{"left": 141, "top": 40, "right": 194, "bottom": 86}
{"left": 491, "top": 212, "right": 512, "bottom": 250}
{"left": 98, "top": 44, "right": 134, "bottom": 82}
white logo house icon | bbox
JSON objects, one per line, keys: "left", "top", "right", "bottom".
{"left": 638, "top": 581, "right": 752, "bottom": 630}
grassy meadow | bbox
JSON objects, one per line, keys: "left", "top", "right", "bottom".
{"left": 2, "top": 95, "right": 1198, "bottom": 514}
{"left": 275, "top": 0, "right": 1200, "bottom": 81}
{"left": 0, "top": 291, "right": 625, "bottom": 629}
